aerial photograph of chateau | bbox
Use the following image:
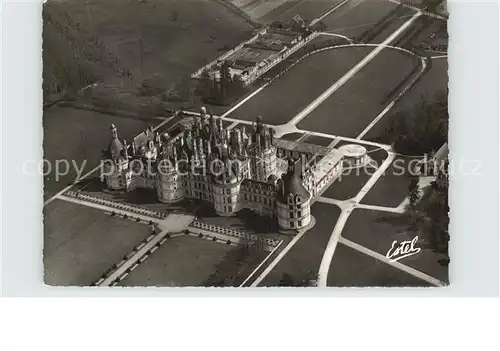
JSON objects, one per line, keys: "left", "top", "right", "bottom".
{"left": 43, "top": 0, "right": 449, "bottom": 287}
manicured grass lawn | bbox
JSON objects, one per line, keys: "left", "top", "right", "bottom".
{"left": 327, "top": 242, "right": 432, "bottom": 286}
{"left": 303, "top": 134, "right": 335, "bottom": 146}
{"left": 118, "top": 235, "right": 234, "bottom": 287}
{"left": 360, "top": 156, "right": 417, "bottom": 208}
{"left": 322, "top": 0, "right": 398, "bottom": 39}
{"left": 43, "top": 106, "right": 153, "bottom": 200}
{"left": 259, "top": 202, "right": 341, "bottom": 286}
{"left": 321, "top": 164, "right": 374, "bottom": 200}
{"left": 280, "top": 132, "right": 304, "bottom": 141}
{"left": 297, "top": 48, "right": 419, "bottom": 137}
{"left": 44, "top": 199, "right": 151, "bottom": 286}
{"left": 56, "top": 0, "right": 254, "bottom": 85}
{"left": 227, "top": 46, "right": 373, "bottom": 125}
{"left": 339, "top": 208, "right": 449, "bottom": 282}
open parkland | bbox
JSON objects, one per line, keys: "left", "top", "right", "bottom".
{"left": 43, "top": 0, "right": 449, "bottom": 287}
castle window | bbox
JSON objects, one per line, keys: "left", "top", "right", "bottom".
{"left": 290, "top": 222, "right": 295, "bottom": 228}
{"left": 228, "top": 206, "right": 232, "bottom": 212}
{"left": 298, "top": 220, "right": 302, "bottom": 227}
{"left": 290, "top": 212, "right": 294, "bottom": 219}
{"left": 289, "top": 205, "right": 293, "bottom": 210}
{"left": 298, "top": 211, "right": 302, "bottom": 217}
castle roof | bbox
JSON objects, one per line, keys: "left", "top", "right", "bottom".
{"left": 277, "top": 160, "right": 310, "bottom": 203}
{"left": 108, "top": 138, "right": 124, "bottom": 157}
{"left": 134, "top": 128, "right": 155, "bottom": 149}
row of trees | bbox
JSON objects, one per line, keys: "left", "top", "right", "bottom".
{"left": 196, "top": 61, "right": 245, "bottom": 105}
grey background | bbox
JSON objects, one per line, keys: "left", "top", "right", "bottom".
{"left": 1, "top": 0, "right": 498, "bottom": 296}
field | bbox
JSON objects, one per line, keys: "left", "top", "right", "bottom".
{"left": 227, "top": 46, "right": 373, "bottom": 125}
{"left": 233, "top": 0, "right": 343, "bottom": 24}
{"left": 43, "top": 106, "right": 154, "bottom": 200}
{"left": 296, "top": 48, "right": 419, "bottom": 137}
{"left": 53, "top": 0, "right": 255, "bottom": 85}
{"left": 118, "top": 235, "right": 234, "bottom": 287}
{"left": 44, "top": 199, "right": 151, "bottom": 286}
{"left": 368, "top": 4, "right": 416, "bottom": 44}
{"left": 321, "top": 0, "right": 398, "bottom": 39}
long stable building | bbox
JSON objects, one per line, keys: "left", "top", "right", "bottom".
{"left": 101, "top": 108, "right": 355, "bottom": 231}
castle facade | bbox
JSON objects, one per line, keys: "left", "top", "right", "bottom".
{"left": 101, "top": 108, "right": 316, "bottom": 231}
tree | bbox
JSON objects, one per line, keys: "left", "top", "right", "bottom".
{"left": 407, "top": 178, "right": 421, "bottom": 209}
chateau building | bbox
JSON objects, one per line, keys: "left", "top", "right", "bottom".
{"left": 101, "top": 108, "right": 345, "bottom": 231}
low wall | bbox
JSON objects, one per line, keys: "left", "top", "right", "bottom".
{"left": 189, "top": 220, "right": 280, "bottom": 249}
{"left": 64, "top": 190, "right": 168, "bottom": 220}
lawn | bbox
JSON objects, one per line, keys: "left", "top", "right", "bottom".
{"left": 44, "top": 199, "right": 151, "bottom": 286}
{"left": 259, "top": 202, "right": 341, "bottom": 286}
{"left": 118, "top": 235, "right": 235, "bottom": 286}
{"left": 327, "top": 242, "right": 432, "bottom": 286}
{"left": 339, "top": 208, "right": 449, "bottom": 282}
{"left": 360, "top": 156, "right": 417, "bottom": 208}
{"left": 297, "top": 48, "right": 419, "bottom": 137}
{"left": 54, "top": 0, "right": 255, "bottom": 85}
{"left": 226, "top": 46, "right": 373, "bottom": 125}
{"left": 302, "top": 134, "right": 335, "bottom": 146}
{"left": 43, "top": 106, "right": 154, "bottom": 200}
{"left": 321, "top": 164, "right": 375, "bottom": 200}
{"left": 280, "top": 132, "right": 305, "bottom": 141}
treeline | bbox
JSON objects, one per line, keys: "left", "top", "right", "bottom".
{"left": 406, "top": 161, "right": 449, "bottom": 259}
{"left": 384, "top": 89, "right": 448, "bottom": 155}
{"left": 196, "top": 61, "right": 245, "bottom": 105}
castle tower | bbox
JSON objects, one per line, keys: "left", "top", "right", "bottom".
{"left": 103, "top": 124, "right": 130, "bottom": 191}
{"left": 276, "top": 159, "right": 312, "bottom": 231}
{"left": 213, "top": 164, "right": 241, "bottom": 217}
{"left": 249, "top": 118, "right": 277, "bottom": 182}
{"left": 156, "top": 139, "right": 184, "bottom": 204}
